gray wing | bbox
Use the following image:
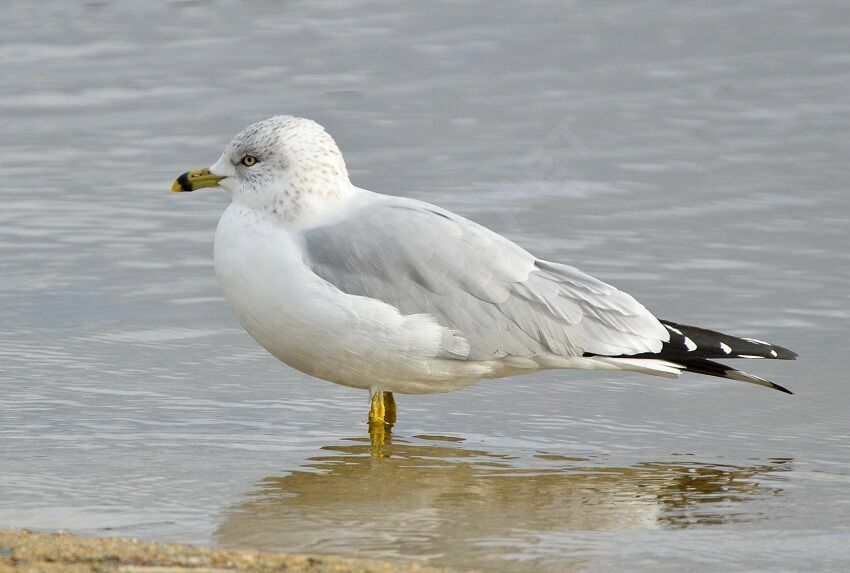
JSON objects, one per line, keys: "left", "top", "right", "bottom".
{"left": 302, "top": 194, "right": 669, "bottom": 361}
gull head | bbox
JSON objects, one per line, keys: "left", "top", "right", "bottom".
{"left": 172, "top": 116, "right": 351, "bottom": 219}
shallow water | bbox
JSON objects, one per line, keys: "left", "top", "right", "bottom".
{"left": 2, "top": 1, "right": 849, "bottom": 571}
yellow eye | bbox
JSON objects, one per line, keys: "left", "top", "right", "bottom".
{"left": 241, "top": 155, "right": 257, "bottom": 167}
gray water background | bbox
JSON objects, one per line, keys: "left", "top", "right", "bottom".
{"left": 1, "top": 1, "right": 849, "bottom": 571}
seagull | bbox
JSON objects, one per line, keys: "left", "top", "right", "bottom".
{"left": 172, "top": 116, "right": 796, "bottom": 445}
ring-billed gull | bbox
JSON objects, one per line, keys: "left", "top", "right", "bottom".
{"left": 172, "top": 116, "right": 796, "bottom": 443}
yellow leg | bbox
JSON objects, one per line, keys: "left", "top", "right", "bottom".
{"left": 367, "top": 390, "right": 397, "bottom": 454}
{"left": 368, "top": 390, "right": 386, "bottom": 425}
{"left": 383, "top": 391, "right": 397, "bottom": 425}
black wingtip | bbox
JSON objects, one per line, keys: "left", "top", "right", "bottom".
{"left": 773, "top": 345, "right": 799, "bottom": 361}
{"left": 770, "top": 381, "right": 794, "bottom": 395}
{"left": 653, "top": 320, "right": 799, "bottom": 361}
{"left": 673, "top": 358, "right": 794, "bottom": 395}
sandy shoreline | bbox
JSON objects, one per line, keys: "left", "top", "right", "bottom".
{"left": 0, "top": 530, "right": 463, "bottom": 573}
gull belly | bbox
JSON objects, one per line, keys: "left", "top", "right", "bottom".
{"left": 213, "top": 202, "right": 493, "bottom": 394}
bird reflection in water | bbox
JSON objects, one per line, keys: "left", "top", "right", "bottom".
{"left": 215, "top": 435, "right": 791, "bottom": 572}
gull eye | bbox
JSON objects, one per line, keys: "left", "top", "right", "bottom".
{"left": 240, "top": 155, "right": 257, "bottom": 167}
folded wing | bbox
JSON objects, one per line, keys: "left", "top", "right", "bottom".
{"left": 302, "top": 194, "right": 669, "bottom": 361}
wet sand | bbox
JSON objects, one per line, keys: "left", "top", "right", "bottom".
{"left": 0, "top": 530, "right": 462, "bottom": 573}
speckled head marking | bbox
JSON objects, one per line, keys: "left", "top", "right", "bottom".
{"left": 209, "top": 116, "right": 351, "bottom": 220}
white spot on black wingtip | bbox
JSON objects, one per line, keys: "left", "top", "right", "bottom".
{"left": 738, "top": 354, "right": 765, "bottom": 359}
{"left": 665, "top": 325, "right": 683, "bottom": 335}
{"left": 770, "top": 349, "right": 778, "bottom": 358}
{"left": 720, "top": 342, "right": 732, "bottom": 354}
{"left": 683, "top": 337, "right": 697, "bottom": 351}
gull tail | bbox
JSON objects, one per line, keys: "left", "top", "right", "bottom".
{"left": 589, "top": 320, "right": 797, "bottom": 394}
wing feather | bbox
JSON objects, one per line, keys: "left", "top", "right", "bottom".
{"left": 302, "top": 194, "right": 668, "bottom": 361}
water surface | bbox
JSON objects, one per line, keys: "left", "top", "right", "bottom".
{"left": 2, "top": 1, "right": 849, "bottom": 571}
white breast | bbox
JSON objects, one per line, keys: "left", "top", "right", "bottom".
{"left": 213, "top": 203, "right": 491, "bottom": 394}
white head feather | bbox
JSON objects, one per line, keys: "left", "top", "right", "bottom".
{"left": 210, "top": 116, "right": 352, "bottom": 220}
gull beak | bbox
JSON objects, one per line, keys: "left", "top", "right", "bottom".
{"left": 171, "top": 167, "right": 225, "bottom": 193}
